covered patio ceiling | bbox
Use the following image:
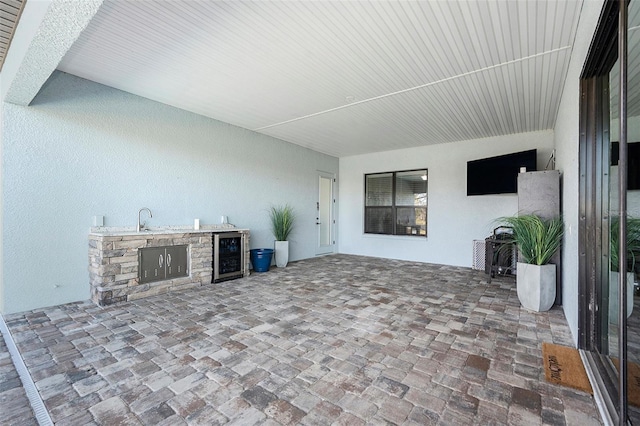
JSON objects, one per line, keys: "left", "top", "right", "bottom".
{"left": 6, "top": 0, "right": 587, "bottom": 157}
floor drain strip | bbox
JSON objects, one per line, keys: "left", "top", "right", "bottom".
{"left": 0, "top": 314, "right": 53, "bottom": 426}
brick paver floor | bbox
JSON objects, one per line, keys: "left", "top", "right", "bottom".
{"left": 0, "top": 330, "right": 37, "bottom": 425}
{"left": 2, "top": 254, "right": 603, "bottom": 425}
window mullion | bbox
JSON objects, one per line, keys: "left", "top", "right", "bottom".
{"left": 392, "top": 172, "right": 397, "bottom": 235}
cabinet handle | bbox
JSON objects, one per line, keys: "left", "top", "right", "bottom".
{"left": 167, "top": 253, "right": 172, "bottom": 267}
{"left": 159, "top": 254, "right": 164, "bottom": 268}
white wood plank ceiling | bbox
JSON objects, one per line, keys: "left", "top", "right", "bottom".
{"left": 0, "top": 0, "right": 25, "bottom": 72}
{"left": 57, "top": 0, "right": 585, "bottom": 157}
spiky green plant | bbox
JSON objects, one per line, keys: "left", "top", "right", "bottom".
{"left": 269, "top": 204, "right": 295, "bottom": 241}
{"left": 609, "top": 216, "right": 640, "bottom": 272}
{"left": 497, "top": 215, "right": 563, "bottom": 265}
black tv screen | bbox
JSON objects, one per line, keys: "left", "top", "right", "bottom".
{"left": 467, "top": 149, "right": 537, "bottom": 196}
{"left": 611, "top": 141, "right": 640, "bottom": 190}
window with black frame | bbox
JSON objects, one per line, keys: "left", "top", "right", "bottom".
{"left": 365, "top": 169, "right": 427, "bottom": 236}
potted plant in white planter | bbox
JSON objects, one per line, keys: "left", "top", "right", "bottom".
{"left": 270, "top": 204, "right": 295, "bottom": 268}
{"left": 498, "top": 214, "right": 563, "bottom": 312}
{"left": 609, "top": 216, "right": 640, "bottom": 321}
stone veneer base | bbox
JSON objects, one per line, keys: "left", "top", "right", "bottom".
{"left": 89, "top": 230, "right": 250, "bottom": 306}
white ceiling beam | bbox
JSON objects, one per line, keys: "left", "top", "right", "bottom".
{"left": 2, "top": 0, "right": 102, "bottom": 106}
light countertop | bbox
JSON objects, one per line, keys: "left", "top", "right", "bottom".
{"left": 89, "top": 225, "right": 248, "bottom": 236}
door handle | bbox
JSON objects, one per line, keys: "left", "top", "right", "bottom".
{"left": 158, "top": 254, "right": 164, "bottom": 268}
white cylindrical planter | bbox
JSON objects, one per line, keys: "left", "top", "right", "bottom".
{"left": 274, "top": 240, "right": 289, "bottom": 268}
{"left": 516, "top": 263, "right": 556, "bottom": 312}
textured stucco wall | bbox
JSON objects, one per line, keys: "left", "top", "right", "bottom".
{"left": 0, "top": 0, "right": 51, "bottom": 101}
{"left": 338, "top": 130, "right": 554, "bottom": 267}
{"left": 553, "top": 0, "right": 605, "bottom": 345}
{"left": 2, "top": 0, "right": 102, "bottom": 105}
{"left": 1, "top": 71, "right": 337, "bottom": 314}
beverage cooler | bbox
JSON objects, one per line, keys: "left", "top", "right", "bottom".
{"left": 213, "top": 232, "right": 244, "bottom": 283}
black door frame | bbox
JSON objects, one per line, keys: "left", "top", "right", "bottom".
{"left": 578, "top": 0, "right": 629, "bottom": 423}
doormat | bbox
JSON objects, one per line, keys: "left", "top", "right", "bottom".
{"left": 542, "top": 342, "right": 592, "bottom": 393}
{"left": 611, "top": 358, "right": 640, "bottom": 407}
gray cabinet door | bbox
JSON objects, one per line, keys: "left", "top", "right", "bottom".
{"left": 139, "top": 247, "right": 166, "bottom": 284}
{"left": 166, "top": 245, "right": 188, "bottom": 279}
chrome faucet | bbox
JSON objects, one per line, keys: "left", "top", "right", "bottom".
{"left": 137, "top": 208, "right": 152, "bottom": 232}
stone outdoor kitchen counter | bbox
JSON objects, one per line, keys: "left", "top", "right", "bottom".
{"left": 89, "top": 225, "right": 250, "bottom": 306}
{"left": 89, "top": 224, "right": 249, "bottom": 236}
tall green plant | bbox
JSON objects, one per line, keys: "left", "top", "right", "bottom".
{"left": 610, "top": 216, "right": 640, "bottom": 272}
{"left": 498, "top": 215, "right": 563, "bottom": 265}
{"left": 270, "top": 204, "right": 295, "bottom": 241}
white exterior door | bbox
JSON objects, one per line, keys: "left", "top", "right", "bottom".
{"left": 316, "top": 172, "right": 335, "bottom": 255}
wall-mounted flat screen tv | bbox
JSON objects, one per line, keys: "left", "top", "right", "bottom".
{"left": 611, "top": 141, "right": 640, "bottom": 190}
{"left": 467, "top": 149, "right": 537, "bottom": 196}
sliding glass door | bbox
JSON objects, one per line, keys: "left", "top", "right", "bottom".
{"left": 615, "top": 3, "right": 640, "bottom": 423}
{"left": 580, "top": 0, "right": 639, "bottom": 424}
